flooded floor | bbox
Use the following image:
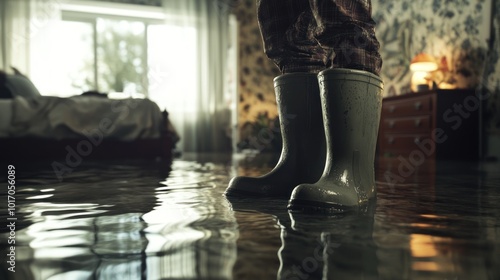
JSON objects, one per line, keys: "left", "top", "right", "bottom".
{"left": 1, "top": 153, "right": 500, "bottom": 279}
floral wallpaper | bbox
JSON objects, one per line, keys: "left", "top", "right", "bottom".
{"left": 373, "top": 0, "right": 500, "bottom": 150}
{"left": 231, "top": 0, "right": 281, "bottom": 151}
{"left": 372, "top": 0, "right": 491, "bottom": 96}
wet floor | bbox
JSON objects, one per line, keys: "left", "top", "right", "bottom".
{"left": 1, "top": 153, "right": 499, "bottom": 279}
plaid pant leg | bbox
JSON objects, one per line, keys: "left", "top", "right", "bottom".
{"left": 257, "top": 0, "right": 329, "bottom": 73}
{"left": 309, "top": 0, "right": 382, "bottom": 75}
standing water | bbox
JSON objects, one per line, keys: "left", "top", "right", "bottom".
{"left": 1, "top": 154, "right": 500, "bottom": 279}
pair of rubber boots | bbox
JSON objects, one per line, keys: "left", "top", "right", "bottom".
{"left": 226, "top": 68, "right": 383, "bottom": 212}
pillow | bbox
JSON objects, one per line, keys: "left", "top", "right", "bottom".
{"left": 4, "top": 68, "right": 41, "bottom": 98}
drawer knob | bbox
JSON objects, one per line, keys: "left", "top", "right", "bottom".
{"left": 414, "top": 137, "right": 421, "bottom": 144}
{"left": 414, "top": 119, "right": 421, "bottom": 127}
{"left": 414, "top": 101, "right": 422, "bottom": 110}
{"left": 389, "top": 106, "right": 395, "bottom": 113}
{"left": 388, "top": 137, "right": 394, "bottom": 144}
{"left": 389, "top": 120, "right": 395, "bottom": 128}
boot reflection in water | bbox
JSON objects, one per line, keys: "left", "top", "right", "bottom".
{"left": 225, "top": 0, "right": 383, "bottom": 213}
{"left": 279, "top": 204, "right": 379, "bottom": 279}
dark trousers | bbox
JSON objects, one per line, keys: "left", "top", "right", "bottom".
{"left": 257, "top": 0, "right": 382, "bottom": 75}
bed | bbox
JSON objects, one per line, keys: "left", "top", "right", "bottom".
{"left": 0, "top": 71, "right": 178, "bottom": 160}
{"left": 0, "top": 97, "right": 178, "bottom": 160}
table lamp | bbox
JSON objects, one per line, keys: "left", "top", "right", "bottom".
{"left": 410, "top": 53, "right": 438, "bottom": 92}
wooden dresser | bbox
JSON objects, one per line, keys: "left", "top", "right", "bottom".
{"left": 377, "top": 89, "right": 480, "bottom": 160}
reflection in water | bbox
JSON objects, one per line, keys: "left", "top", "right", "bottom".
{"left": 0, "top": 159, "right": 238, "bottom": 280}
{"left": 226, "top": 196, "right": 379, "bottom": 279}
{"left": 286, "top": 207, "right": 379, "bottom": 279}
{"left": 373, "top": 158, "right": 500, "bottom": 280}
{"left": 143, "top": 161, "right": 237, "bottom": 279}
{"left": 0, "top": 155, "right": 499, "bottom": 279}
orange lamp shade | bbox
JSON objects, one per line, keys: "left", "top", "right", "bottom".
{"left": 410, "top": 53, "right": 438, "bottom": 72}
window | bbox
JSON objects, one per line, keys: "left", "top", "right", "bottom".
{"left": 29, "top": 1, "right": 198, "bottom": 111}
{"left": 96, "top": 18, "right": 147, "bottom": 96}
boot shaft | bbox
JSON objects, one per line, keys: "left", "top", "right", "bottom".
{"left": 274, "top": 73, "right": 323, "bottom": 137}
{"left": 318, "top": 69, "right": 383, "bottom": 167}
{"left": 273, "top": 73, "right": 326, "bottom": 182}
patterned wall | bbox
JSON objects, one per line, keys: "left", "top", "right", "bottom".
{"left": 231, "top": 0, "right": 281, "bottom": 151}
{"left": 372, "top": 0, "right": 500, "bottom": 136}
{"left": 372, "top": 0, "right": 491, "bottom": 95}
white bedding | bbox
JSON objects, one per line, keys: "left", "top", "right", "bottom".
{"left": 0, "top": 96, "right": 163, "bottom": 141}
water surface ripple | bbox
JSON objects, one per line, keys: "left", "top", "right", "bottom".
{"left": 0, "top": 156, "right": 499, "bottom": 279}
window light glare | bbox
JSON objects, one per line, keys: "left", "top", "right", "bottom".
{"left": 60, "top": 1, "right": 165, "bottom": 20}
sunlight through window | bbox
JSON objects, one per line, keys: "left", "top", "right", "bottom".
{"left": 30, "top": 4, "right": 197, "bottom": 103}
{"left": 30, "top": 21, "right": 94, "bottom": 97}
{"left": 147, "top": 25, "right": 197, "bottom": 112}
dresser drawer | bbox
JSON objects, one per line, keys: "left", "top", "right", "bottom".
{"left": 382, "top": 94, "right": 433, "bottom": 117}
{"left": 378, "top": 89, "right": 479, "bottom": 160}
{"left": 378, "top": 133, "right": 433, "bottom": 156}
{"left": 381, "top": 115, "right": 432, "bottom": 133}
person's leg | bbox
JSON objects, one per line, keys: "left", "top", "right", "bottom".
{"left": 257, "top": 0, "right": 330, "bottom": 73}
{"left": 309, "top": 0, "right": 382, "bottom": 75}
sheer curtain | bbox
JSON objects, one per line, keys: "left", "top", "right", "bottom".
{"left": 0, "top": 0, "right": 60, "bottom": 73}
{"left": 160, "top": 0, "right": 232, "bottom": 153}
{"left": 0, "top": 0, "right": 4, "bottom": 69}
{"left": 1, "top": 0, "right": 30, "bottom": 72}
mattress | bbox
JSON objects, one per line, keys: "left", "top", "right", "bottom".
{"left": 0, "top": 96, "right": 163, "bottom": 141}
